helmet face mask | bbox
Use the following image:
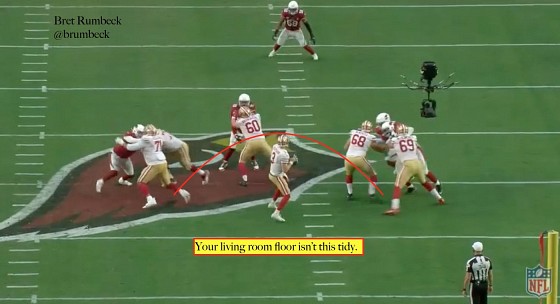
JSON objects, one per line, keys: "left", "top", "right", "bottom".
{"left": 238, "top": 93, "right": 251, "bottom": 106}
{"left": 278, "top": 134, "right": 290, "bottom": 147}
{"left": 288, "top": 1, "right": 298, "bottom": 14}
{"left": 361, "top": 120, "right": 373, "bottom": 133}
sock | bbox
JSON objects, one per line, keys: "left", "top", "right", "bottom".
{"left": 166, "top": 183, "right": 179, "bottom": 192}
{"left": 430, "top": 189, "right": 442, "bottom": 200}
{"left": 191, "top": 165, "right": 206, "bottom": 177}
{"left": 223, "top": 148, "right": 235, "bottom": 162}
{"left": 137, "top": 183, "right": 150, "bottom": 197}
{"left": 238, "top": 162, "right": 248, "bottom": 181}
{"left": 368, "top": 175, "right": 378, "bottom": 195}
{"left": 122, "top": 174, "right": 134, "bottom": 181}
{"left": 421, "top": 182, "right": 434, "bottom": 192}
{"left": 345, "top": 175, "right": 353, "bottom": 194}
{"left": 391, "top": 198, "right": 400, "bottom": 209}
{"left": 273, "top": 44, "right": 281, "bottom": 51}
{"left": 426, "top": 171, "right": 438, "bottom": 183}
{"left": 303, "top": 45, "right": 315, "bottom": 55}
{"left": 392, "top": 186, "right": 401, "bottom": 200}
{"left": 276, "top": 194, "right": 291, "bottom": 211}
{"left": 103, "top": 170, "right": 118, "bottom": 181}
{"left": 272, "top": 189, "right": 281, "bottom": 202}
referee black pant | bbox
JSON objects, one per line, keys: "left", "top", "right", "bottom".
{"left": 470, "top": 281, "right": 488, "bottom": 304}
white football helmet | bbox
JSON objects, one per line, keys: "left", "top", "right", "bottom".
{"left": 238, "top": 93, "right": 251, "bottom": 106}
{"left": 288, "top": 1, "right": 299, "bottom": 15}
{"left": 132, "top": 124, "right": 145, "bottom": 137}
{"left": 278, "top": 134, "right": 290, "bottom": 147}
{"left": 375, "top": 113, "right": 391, "bottom": 126}
{"left": 380, "top": 121, "right": 394, "bottom": 138}
{"left": 144, "top": 124, "right": 157, "bottom": 135}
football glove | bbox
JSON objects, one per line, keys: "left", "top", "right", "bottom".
{"left": 272, "top": 31, "right": 279, "bottom": 41}
{"left": 235, "top": 134, "right": 244, "bottom": 141}
{"left": 290, "top": 154, "right": 298, "bottom": 165}
{"left": 309, "top": 36, "right": 316, "bottom": 45}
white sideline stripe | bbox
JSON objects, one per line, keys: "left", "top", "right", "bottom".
{"left": 16, "top": 154, "right": 45, "bottom": 156}
{"left": 287, "top": 114, "right": 313, "bottom": 117}
{"left": 19, "top": 96, "right": 46, "bottom": 99}
{"left": 21, "top": 71, "right": 47, "bottom": 73}
{"left": 0, "top": 183, "right": 36, "bottom": 186}
{"left": 300, "top": 192, "right": 329, "bottom": 195}
{"left": 22, "top": 62, "right": 48, "bottom": 65}
{"left": 24, "top": 13, "right": 49, "bottom": 16}
{"left": 6, "top": 285, "right": 38, "bottom": 289}
{"left": 14, "top": 173, "right": 44, "bottom": 176}
{"left": 3, "top": 43, "right": 560, "bottom": 49}
{"left": 2, "top": 3, "right": 560, "bottom": 8}
{"left": 19, "top": 106, "right": 47, "bottom": 109}
{"left": 24, "top": 21, "right": 48, "bottom": 24}
{"left": 12, "top": 204, "right": 27, "bottom": 207}
{"left": 279, "top": 70, "right": 304, "bottom": 73}
{"left": 285, "top": 105, "right": 313, "bottom": 108}
{"left": 21, "top": 79, "right": 47, "bottom": 82}
{"left": 13, "top": 193, "right": 38, "bottom": 196}
{"left": 15, "top": 163, "right": 44, "bottom": 165}
{"left": 8, "top": 261, "right": 39, "bottom": 264}
{"left": 314, "top": 271, "right": 344, "bottom": 274}
{"left": 0, "top": 294, "right": 551, "bottom": 301}
{"left": 19, "top": 115, "right": 46, "bottom": 118}
{"left": 9, "top": 249, "right": 39, "bottom": 252}
{"left": 17, "top": 125, "right": 45, "bottom": 127}
{"left": 22, "top": 54, "right": 48, "bottom": 56}
{"left": 16, "top": 144, "right": 44, "bottom": 146}
{"left": 302, "top": 203, "right": 330, "bottom": 206}
{"left": 52, "top": 235, "right": 544, "bottom": 241}
{"left": 280, "top": 78, "right": 305, "bottom": 81}
{"left": 318, "top": 181, "right": 560, "bottom": 185}
{"left": 284, "top": 95, "right": 309, "bottom": 98}
{"left": 7, "top": 273, "right": 39, "bottom": 276}
{"left": 0, "top": 131, "right": 557, "bottom": 137}
{"left": 24, "top": 37, "right": 49, "bottom": 40}
{"left": 3, "top": 85, "right": 560, "bottom": 91}
{"left": 315, "top": 283, "right": 346, "bottom": 286}
{"left": 305, "top": 225, "right": 334, "bottom": 228}
{"left": 303, "top": 214, "right": 332, "bottom": 217}
{"left": 24, "top": 30, "right": 50, "bottom": 32}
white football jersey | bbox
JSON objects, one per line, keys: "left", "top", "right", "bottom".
{"left": 346, "top": 129, "right": 376, "bottom": 157}
{"left": 159, "top": 131, "right": 183, "bottom": 152}
{"left": 269, "top": 144, "right": 290, "bottom": 176}
{"left": 389, "top": 135, "right": 421, "bottom": 162}
{"left": 236, "top": 113, "right": 264, "bottom": 141}
{"left": 126, "top": 134, "right": 167, "bottom": 166}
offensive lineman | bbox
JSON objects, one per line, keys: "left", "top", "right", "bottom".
{"left": 269, "top": 1, "right": 318, "bottom": 60}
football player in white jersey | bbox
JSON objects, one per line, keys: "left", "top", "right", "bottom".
{"left": 234, "top": 106, "right": 272, "bottom": 186}
{"left": 268, "top": 134, "right": 298, "bottom": 222}
{"left": 156, "top": 128, "right": 210, "bottom": 185}
{"left": 343, "top": 120, "right": 381, "bottom": 200}
{"left": 376, "top": 112, "right": 442, "bottom": 194}
{"left": 383, "top": 123, "right": 445, "bottom": 215}
{"left": 117, "top": 125, "right": 190, "bottom": 209}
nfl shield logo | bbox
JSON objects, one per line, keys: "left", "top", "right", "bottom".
{"left": 526, "top": 264, "right": 552, "bottom": 298}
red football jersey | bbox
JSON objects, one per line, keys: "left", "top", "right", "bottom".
{"left": 112, "top": 131, "right": 136, "bottom": 158}
{"left": 282, "top": 9, "right": 305, "bottom": 31}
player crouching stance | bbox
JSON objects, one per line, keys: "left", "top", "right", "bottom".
{"left": 269, "top": 1, "right": 318, "bottom": 61}
{"left": 268, "top": 135, "right": 298, "bottom": 222}
{"left": 116, "top": 125, "right": 191, "bottom": 209}
{"left": 96, "top": 124, "right": 144, "bottom": 193}
{"left": 343, "top": 120, "right": 380, "bottom": 200}
{"left": 384, "top": 124, "right": 445, "bottom": 215}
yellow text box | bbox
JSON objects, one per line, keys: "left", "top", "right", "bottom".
{"left": 193, "top": 238, "right": 364, "bottom": 256}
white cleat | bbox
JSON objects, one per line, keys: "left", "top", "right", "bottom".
{"left": 118, "top": 177, "right": 133, "bottom": 186}
{"left": 179, "top": 189, "right": 191, "bottom": 204}
{"left": 268, "top": 201, "right": 278, "bottom": 209}
{"left": 143, "top": 196, "right": 157, "bottom": 209}
{"left": 271, "top": 210, "right": 286, "bottom": 222}
{"left": 95, "top": 179, "right": 104, "bottom": 193}
{"left": 202, "top": 170, "right": 210, "bottom": 185}
{"left": 218, "top": 161, "right": 228, "bottom": 172}
{"left": 268, "top": 50, "right": 276, "bottom": 58}
{"left": 252, "top": 160, "right": 260, "bottom": 170}
{"left": 312, "top": 53, "right": 318, "bottom": 61}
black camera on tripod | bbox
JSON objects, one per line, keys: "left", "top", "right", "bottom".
{"left": 401, "top": 61, "right": 456, "bottom": 118}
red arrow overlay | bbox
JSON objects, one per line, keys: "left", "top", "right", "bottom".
{"left": 174, "top": 131, "right": 384, "bottom": 196}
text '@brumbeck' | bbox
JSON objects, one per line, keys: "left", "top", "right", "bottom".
{"left": 53, "top": 15, "right": 122, "bottom": 40}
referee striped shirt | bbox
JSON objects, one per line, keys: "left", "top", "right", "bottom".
{"left": 466, "top": 255, "right": 492, "bottom": 282}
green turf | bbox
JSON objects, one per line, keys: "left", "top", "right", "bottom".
{"left": 0, "top": 0, "right": 559, "bottom": 303}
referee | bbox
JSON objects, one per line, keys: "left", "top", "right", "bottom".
{"left": 462, "top": 241, "right": 493, "bottom": 304}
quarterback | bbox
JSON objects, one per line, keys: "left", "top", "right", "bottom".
{"left": 268, "top": 135, "right": 298, "bottom": 222}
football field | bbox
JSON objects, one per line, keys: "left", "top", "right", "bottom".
{"left": 1, "top": 0, "right": 560, "bottom": 303}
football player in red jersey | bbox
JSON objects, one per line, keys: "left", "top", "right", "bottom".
{"left": 219, "top": 93, "right": 259, "bottom": 172}
{"left": 96, "top": 124, "right": 144, "bottom": 193}
{"left": 375, "top": 113, "right": 442, "bottom": 194}
{"left": 269, "top": 1, "right": 318, "bottom": 60}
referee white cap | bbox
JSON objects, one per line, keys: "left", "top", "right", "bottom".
{"left": 472, "top": 241, "right": 483, "bottom": 251}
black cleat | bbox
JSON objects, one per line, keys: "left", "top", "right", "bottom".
{"left": 239, "top": 180, "right": 248, "bottom": 187}
{"left": 406, "top": 185, "right": 416, "bottom": 194}
{"left": 436, "top": 182, "right": 442, "bottom": 194}
{"left": 346, "top": 193, "right": 353, "bottom": 200}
